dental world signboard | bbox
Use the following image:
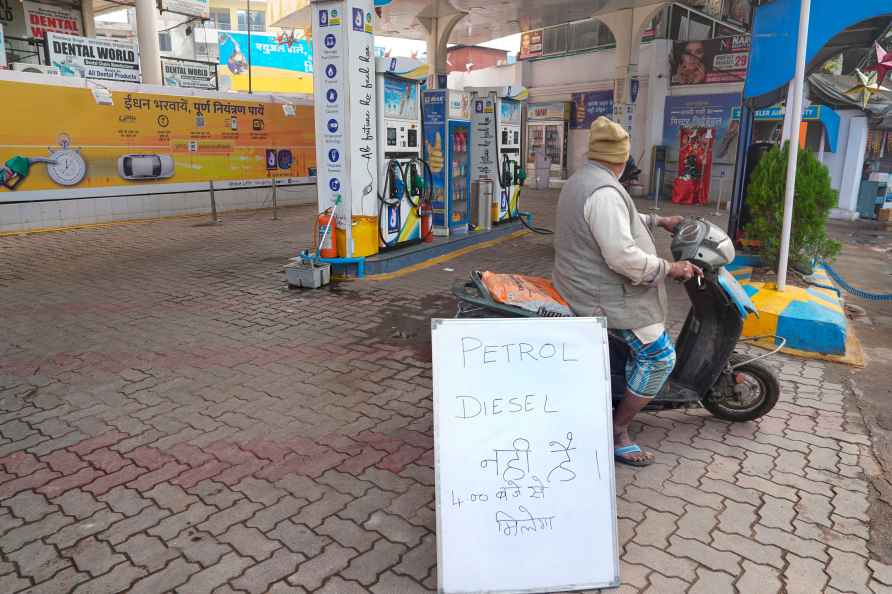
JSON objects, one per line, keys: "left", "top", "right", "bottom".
{"left": 46, "top": 33, "right": 141, "bottom": 83}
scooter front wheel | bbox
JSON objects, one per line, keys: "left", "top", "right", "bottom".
{"left": 702, "top": 356, "right": 780, "bottom": 422}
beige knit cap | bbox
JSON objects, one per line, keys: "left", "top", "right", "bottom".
{"left": 588, "top": 116, "right": 630, "bottom": 164}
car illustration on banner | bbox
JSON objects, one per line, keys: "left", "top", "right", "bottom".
{"left": 117, "top": 154, "right": 175, "bottom": 180}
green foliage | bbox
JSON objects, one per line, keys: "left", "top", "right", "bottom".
{"left": 744, "top": 142, "right": 841, "bottom": 273}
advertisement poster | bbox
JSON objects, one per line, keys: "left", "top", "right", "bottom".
{"left": 22, "top": 1, "right": 81, "bottom": 39}
{"left": 724, "top": 0, "right": 751, "bottom": 26}
{"left": 499, "top": 100, "right": 522, "bottom": 124}
{"left": 662, "top": 93, "right": 741, "bottom": 166}
{"left": 312, "top": 0, "right": 347, "bottom": 227}
{"left": 671, "top": 35, "right": 750, "bottom": 86}
{"left": 382, "top": 75, "right": 418, "bottom": 119}
{"left": 0, "top": 24, "right": 6, "bottom": 68}
{"left": 159, "top": 0, "right": 208, "bottom": 19}
{"left": 672, "top": 127, "right": 715, "bottom": 205}
{"left": 346, "top": 0, "right": 377, "bottom": 219}
{"left": 0, "top": 80, "right": 315, "bottom": 201}
{"left": 528, "top": 102, "right": 570, "bottom": 121}
{"left": 218, "top": 32, "right": 313, "bottom": 94}
{"left": 519, "top": 30, "right": 543, "bottom": 60}
{"left": 161, "top": 57, "right": 217, "bottom": 89}
{"left": 422, "top": 90, "right": 447, "bottom": 225}
{"left": 571, "top": 90, "right": 613, "bottom": 130}
{"left": 47, "top": 33, "right": 140, "bottom": 83}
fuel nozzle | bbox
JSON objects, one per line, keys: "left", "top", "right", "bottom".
{"left": 516, "top": 167, "right": 526, "bottom": 187}
{"left": 0, "top": 156, "right": 55, "bottom": 191}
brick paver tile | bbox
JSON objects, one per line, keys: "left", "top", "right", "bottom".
{"left": 758, "top": 494, "right": 796, "bottom": 531}
{"left": 370, "top": 571, "right": 432, "bottom": 594}
{"left": 269, "top": 520, "right": 331, "bottom": 557}
{"left": 318, "top": 515, "right": 380, "bottom": 553}
{"left": 148, "top": 500, "right": 216, "bottom": 540}
{"left": 870, "top": 560, "right": 892, "bottom": 586}
{"left": 246, "top": 495, "right": 307, "bottom": 532}
{"left": 231, "top": 548, "right": 305, "bottom": 594}
{"left": 98, "top": 486, "right": 150, "bottom": 517}
{"left": 342, "top": 538, "right": 408, "bottom": 586}
{"left": 128, "top": 558, "right": 200, "bottom": 594}
{"left": 175, "top": 552, "right": 252, "bottom": 594}
{"left": 364, "top": 510, "right": 426, "bottom": 548}
{"left": 675, "top": 504, "right": 718, "bottom": 543}
{"left": 754, "top": 525, "right": 828, "bottom": 562}
{"left": 394, "top": 533, "right": 435, "bottom": 582}
{"left": 219, "top": 524, "right": 280, "bottom": 562}
{"left": 114, "top": 533, "right": 178, "bottom": 572}
{"left": 4, "top": 489, "right": 57, "bottom": 521}
{"left": 168, "top": 530, "right": 232, "bottom": 568}
{"left": 688, "top": 567, "right": 736, "bottom": 594}
{"left": 8, "top": 540, "right": 71, "bottom": 583}
{"left": 317, "top": 576, "right": 369, "bottom": 594}
{"left": 71, "top": 561, "right": 147, "bottom": 594}
{"left": 67, "top": 536, "right": 125, "bottom": 576}
{"left": 198, "top": 500, "right": 262, "bottom": 536}
{"left": 625, "top": 542, "right": 698, "bottom": 582}
{"left": 632, "top": 508, "right": 677, "bottom": 548}
{"left": 0, "top": 572, "right": 32, "bottom": 593}
{"left": 784, "top": 553, "right": 829, "bottom": 594}
{"left": 1, "top": 511, "right": 73, "bottom": 554}
{"left": 641, "top": 573, "right": 690, "bottom": 594}
{"left": 286, "top": 543, "right": 357, "bottom": 590}
{"left": 52, "top": 488, "right": 104, "bottom": 520}
{"left": 17, "top": 566, "right": 89, "bottom": 594}
{"left": 98, "top": 504, "right": 169, "bottom": 545}
{"left": 827, "top": 548, "right": 871, "bottom": 593}
{"left": 144, "top": 482, "right": 198, "bottom": 513}
{"left": 668, "top": 534, "right": 742, "bottom": 576}
{"left": 736, "top": 560, "right": 782, "bottom": 593}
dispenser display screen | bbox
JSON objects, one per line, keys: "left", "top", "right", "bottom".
{"left": 382, "top": 76, "right": 419, "bottom": 120}
{"left": 387, "top": 127, "right": 397, "bottom": 146}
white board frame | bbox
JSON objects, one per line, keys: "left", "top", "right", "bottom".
{"left": 432, "top": 317, "right": 620, "bottom": 594}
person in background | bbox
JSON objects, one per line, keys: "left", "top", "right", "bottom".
{"left": 552, "top": 116, "right": 702, "bottom": 467}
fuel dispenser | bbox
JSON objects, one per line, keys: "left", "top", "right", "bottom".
{"left": 376, "top": 57, "right": 431, "bottom": 250}
{"left": 469, "top": 86, "right": 528, "bottom": 224}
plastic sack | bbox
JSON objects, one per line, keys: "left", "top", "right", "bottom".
{"left": 481, "top": 272, "right": 574, "bottom": 316}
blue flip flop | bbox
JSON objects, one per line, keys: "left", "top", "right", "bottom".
{"left": 614, "top": 444, "right": 654, "bottom": 467}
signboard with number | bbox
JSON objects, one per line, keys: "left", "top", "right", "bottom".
{"left": 432, "top": 317, "right": 619, "bottom": 594}
{"left": 671, "top": 35, "right": 750, "bottom": 86}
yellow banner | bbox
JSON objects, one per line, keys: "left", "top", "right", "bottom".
{"left": 0, "top": 80, "right": 316, "bottom": 195}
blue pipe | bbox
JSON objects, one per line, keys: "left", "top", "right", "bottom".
{"left": 299, "top": 250, "right": 366, "bottom": 278}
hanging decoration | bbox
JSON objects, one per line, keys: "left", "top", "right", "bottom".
{"left": 844, "top": 68, "right": 886, "bottom": 110}
{"left": 866, "top": 43, "right": 892, "bottom": 86}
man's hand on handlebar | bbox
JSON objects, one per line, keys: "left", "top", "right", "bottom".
{"left": 668, "top": 261, "right": 703, "bottom": 282}
{"left": 656, "top": 215, "right": 685, "bottom": 233}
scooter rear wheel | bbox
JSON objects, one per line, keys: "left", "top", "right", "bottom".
{"left": 702, "top": 356, "right": 780, "bottom": 422}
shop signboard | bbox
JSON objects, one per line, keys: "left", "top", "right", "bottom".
{"left": 0, "top": 79, "right": 316, "bottom": 201}
{"left": 570, "top": 90, "right": 613, "bottom": 130}
{"left": 47, "top": 33, "right": 140, "bottom": 83}
{"left": 671, "top": 35, "right": 750, "bottom": 86}
{"left": 528, "top": 102, "right": 570, "bottom": 122}
{"left": 519, "top": 29, "right": 543, "bottom": 60}
{"left": 22, "top": 1, "right": 81, "bottom": 39}
{"left": 158, "top": 0, "right": 208, "bottom": 19}
{"left": 161, "top": 57, "right": 217, "bottom": 90}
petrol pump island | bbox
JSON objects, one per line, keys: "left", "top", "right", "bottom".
{"left": 290, "top": 0, "right": 530, "bottom": 283}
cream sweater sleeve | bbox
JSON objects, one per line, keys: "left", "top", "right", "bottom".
{"left": 583, "top": 187, "right": 670, "bottom": 286}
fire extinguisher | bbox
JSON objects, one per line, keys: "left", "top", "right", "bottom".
{"left": 421, "top": 201, "right": 433, "bottom": 242}
{"left": 316, "top": 208, "right": 338, "bottom": 258}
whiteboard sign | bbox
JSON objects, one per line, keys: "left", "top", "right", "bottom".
{"left": 432, "top": 318, "right": 619, "bottom": 594}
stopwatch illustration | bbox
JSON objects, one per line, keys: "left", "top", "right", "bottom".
{"left": 46, "top": 135, "right": 87, "bottom": 186}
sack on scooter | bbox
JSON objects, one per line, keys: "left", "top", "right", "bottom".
{"left": 480, "top": 272, "right": 574, "bottom": 317}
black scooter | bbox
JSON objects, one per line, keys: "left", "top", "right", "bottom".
{"left": 451, "top": 217, "right": 782, "bottom": 422}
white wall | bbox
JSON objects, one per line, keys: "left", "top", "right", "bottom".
{"left": 448, "top": 62, "right": 523, "bottom": 90}
{"left": 0, "top": 183, "right": 316, "bottom": 233}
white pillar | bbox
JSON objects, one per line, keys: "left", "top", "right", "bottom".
{"left": 135, "top": 0, "right": 163, "bottom": 85}
{"left": 837, "top": 116, "right": 868, "bottom": 213}
{"left": 81, "top": 0, "right": 96, "bottom": 37}
{"left": 418, "top": 7, "right": 465, "bottom": 89}
{"left": 776, "top": 0, "right": 810, "bottom": 291}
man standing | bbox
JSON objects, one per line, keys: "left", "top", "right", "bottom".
{"left": 553, "top": 116, "right": 701, "bottom": 467}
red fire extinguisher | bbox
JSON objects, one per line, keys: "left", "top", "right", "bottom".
{"left": 421, "top": 202, "right": 433, "bottom": 242}
{"left": 317, "top": 209, "right": 337, "bottom": 258}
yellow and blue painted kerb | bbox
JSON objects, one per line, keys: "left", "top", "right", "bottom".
{"left": 726, "top": 256, "right": 847, "bottom": 355}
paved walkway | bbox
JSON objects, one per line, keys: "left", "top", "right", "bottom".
{"left": 0, "top": 191, "right": 890, "bottom": 593}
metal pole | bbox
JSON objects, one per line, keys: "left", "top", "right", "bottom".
{"left": 271, "top": 178, "right": 279, "bottom": 220}
{"left": 246, "top": 0, "right": 252, "bottom": 94}
{"left": 209, "top": 180, "right": 220, "bottom": 223}
{"left": 777, "top": 0, "right": 811, "bottom": 292}
{"left": 651, "top": 168, "right": 662, "bottom": 212}
{"left": 713, "top": 177, "right": 724, "bottom": 217}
